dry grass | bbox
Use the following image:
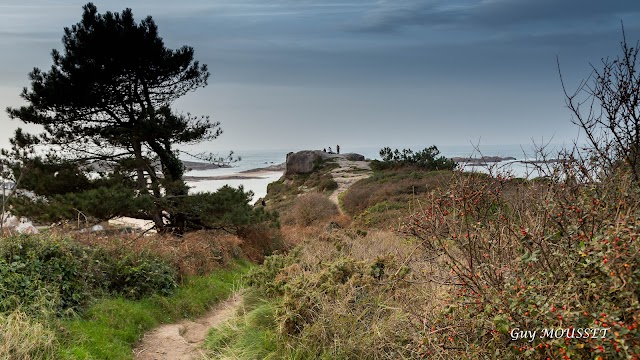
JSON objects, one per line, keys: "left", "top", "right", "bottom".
{"left": 280, "top": 192, "right": 340, "bottom": 226}
{"left": 280, "top": 213, "right": 351, "bottom": 246}
{"left": 236, "top": 224, "right": 286, "bottom": 263}
{"left": 255, "top": 226, "right": 449, "bottom": 359}
{"left": 341, "top": 169, "right": 454, "bottom": 217}
{"left": 70, "top": 231, "right": 243, "bottom": 280}
{"left": 0, "top": 310, "right": 58, "bottom": 359}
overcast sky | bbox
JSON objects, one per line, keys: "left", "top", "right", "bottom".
{"left": 1, "top": 0, "right": 639, "bottom": 153}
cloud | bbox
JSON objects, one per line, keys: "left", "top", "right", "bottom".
{"left": 357, "top": 0, "right": 640, "bottom": 34}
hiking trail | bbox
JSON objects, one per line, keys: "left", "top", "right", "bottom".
{"left": 133, "top": 293, "right": 242, "bottom": 360}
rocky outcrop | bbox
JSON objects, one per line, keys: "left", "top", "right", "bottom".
{"left": 285, "top": 151, "right": 367, "bottom": 175}
{"left": 343, "top": 153, "right": 365, "bottom": 161}
{"left": 285, "top": 151, "right": 326, "bottom": 175}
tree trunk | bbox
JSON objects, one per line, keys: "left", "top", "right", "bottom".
{"left": 132, "top": 138, "right": 165, "bottom": 230}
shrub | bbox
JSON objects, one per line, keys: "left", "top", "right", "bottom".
{"left": 72, "top": 231, "right": 244, "bottom": 280}
{"left": 245, "top": 253, "right": 297, "bottom": 297}
{"left": 317, "top": 177, "right": 339, "bottom": 192}
{"left": 281, "top": 192, "right": 339, "bottom": 226}
{"left": 0, "top": 235, "right": 95, "bottom": 315}
{"left": 94, "top": 250, "right": 177, "bottom": 299}
{"left": 275, "top": 256, "right": 415, "bottom": 358}
{"left": 401, "top": 167, "right": 640, "bottom": 359}
{"left": 0, "top": 234, "right": 178, "bottom": 315}
{"left": 236, "top": 224, "right": 287, "bottom": 263}
{"left": 373, "top": 145, "right": 457, "bottom": 171}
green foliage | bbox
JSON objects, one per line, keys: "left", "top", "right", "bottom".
{"left": 171, "top": 185, "right": 279, "bottom": 232}
{"left": 273, "top": 256, "right": 413, "bottom": 358}
{"left": 9, "top": 183, "right": 153, "bottom": 224}
{"left": 245, "top": 253, "right": 297, "bottom": 297}
{"left": 0, "top": 235, "right": 177, "bottom": 316}
{"left": 94, "top": 250, "right": 177, "bottom": 299}
{"left": 317, "top": 177, "right": 339, "bottom": 191}
{"left": 354, "top": 201, "right": 405, "bottom": 228}
{"left": 373, "top": 145, "right": 457, "bottom": 171}
{"left": 0, "top": 235, "right": 96, "bottom": 316}
{"left": 1, "top": 3, "right": 228, "bottom": 232}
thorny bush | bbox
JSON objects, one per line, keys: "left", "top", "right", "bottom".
{"left": 401, "top": 164, "right": 640, "bottom": 359}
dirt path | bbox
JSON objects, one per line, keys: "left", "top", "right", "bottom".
{"left": 329, "top": 158, "right": 372, "bottom": 212}
{"left": 133, "top": 293, "right": 242, "bottom": 360}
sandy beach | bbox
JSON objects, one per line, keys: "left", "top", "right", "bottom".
{"left": 183, "top": 169, "right": 283, "bottom": 182}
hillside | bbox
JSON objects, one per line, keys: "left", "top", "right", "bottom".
{"left": 198, "top": 150, "right": 640, "bottom": 359}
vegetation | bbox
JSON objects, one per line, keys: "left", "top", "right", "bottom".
{"left": 2, "top": 7, "right": 640, "bottom": 360}
{"left": 371, "top": 146, "right": 457, "bottom": 171}
{"left": 0, "top": 309, "right": 58, "bottom": 359}
{"left": 560, "top": 27, "right": 640, "bottom": 182}
{"left": 0, "top": 3, "right": 273, "bottom": 234}
{"left": 199, "top": 34, "right": 640, "bottom": 357}
{"left": 203, "top": 289, "right": 282, "bottom": 359}
{"left": 265, "top": 158, "right": 339, "bottom": 213}
{"left": 0, "top": 230, "right": 256, "bottom": 360}
{"left": 280, "top": 192, "right": 339, "bottom": 226}
{"left": 0, "top": 234, "right": 177, "bottom": 316}
{"left": 57, "top": 261, "right": 252, "bottom": 359}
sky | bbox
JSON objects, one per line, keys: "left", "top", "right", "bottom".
{"left": 1, "top": 0, "right": 639, "bottom": 154}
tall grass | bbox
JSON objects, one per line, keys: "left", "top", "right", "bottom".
{"left": 280, "top": 192, "right": 339, "bottom": 226}
{"left": 0, "top": 310, "right": 58, "bottom": 360}
{"left": 204, "top": 289, "right": 282, "bottom": 359}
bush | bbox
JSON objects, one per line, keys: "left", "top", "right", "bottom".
{"left": 73, "top": 231, "right": 244, "bottom": 280}
{"left": 0, "top": 235, "right": 95, "bottom": 315}
{"left": 245, "top": 253, "right": 297, "bottom": 297}
{"left": 0, "top": 234, "right": 178, "bottom": 315}
{"left": 281, "top": 192, "right": 339, "bottom": 226}
{"left": 401, "top": 167, "right": 640, "bottom": 358}
{"left": 373, "top": 146, "right": 457, "bottom": 171}
{"left": 236, "top": 224, "right": 287, "bottom": 263}
{"left": 171, "top": 185, "right": 279, "bottom": 233}
{"left": 94, "top": 250, "right": 177, "bottom": 299}
{"left": 317, "top": 177, "right": 339, "bottom": 192}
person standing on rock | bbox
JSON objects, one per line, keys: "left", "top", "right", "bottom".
{"left": 328, "top": 146, "right": 333, "bottom": 153}
{"left": 336, "top": 145, "right": 340, "bottom": 154}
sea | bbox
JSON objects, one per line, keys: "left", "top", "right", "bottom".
{"left": 184, "top": 144, "right": 569, "bottom": 204}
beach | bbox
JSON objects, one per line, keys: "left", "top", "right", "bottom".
{"left": 185, "top": 168, "right": 284, "bottom": 202}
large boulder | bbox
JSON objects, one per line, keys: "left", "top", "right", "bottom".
{"left": 285, "top": 150, "right": 327, "bottom": 175}
{"left": 343, "top": 153, "right": 365, "bottom": 161}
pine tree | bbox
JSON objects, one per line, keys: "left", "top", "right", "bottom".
{"left": 3, "top": 3, "right": 274, "bottom": 233}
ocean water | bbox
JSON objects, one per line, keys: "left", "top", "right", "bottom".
{"left": 184, "top": 149, "right": 294, "bottom": 202}
{"left": 184, "top": 144, "right": 569, "bottom": 203}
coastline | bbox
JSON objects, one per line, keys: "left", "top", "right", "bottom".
{"left": 184, "top": 169, "right": 284, "bottom": 182}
